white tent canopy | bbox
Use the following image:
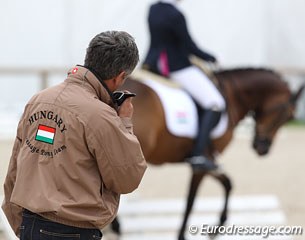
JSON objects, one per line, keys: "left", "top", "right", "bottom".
{"left": 1, "top": 0, "right": 305, "bottom": 69}
{"left": 0, "top": 0, "right": 304, "bottom": 122}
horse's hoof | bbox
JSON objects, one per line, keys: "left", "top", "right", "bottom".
{"left": 110, "top": 220, "right": 121, "bottom": 235}
{"left": 178, "top": 234, "right": 186, "bottom": 240}
{"left": 220, "top": 215, "right": 227, "bottom": 226}
{"left": 208, "top": 233, "right": 217, "bottom": 240}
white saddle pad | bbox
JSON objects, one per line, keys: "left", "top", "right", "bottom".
{"left": 132, "top": 70, "right": 228, "bottom": 139}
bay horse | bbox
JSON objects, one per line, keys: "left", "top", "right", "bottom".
{"left": 112, "top": 68, "right": 304, "bottom": 240}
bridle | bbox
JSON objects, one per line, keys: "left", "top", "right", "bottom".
{"left": 254, "top": 97, "right": 295, "bottom": 139}
{"left": 221, "top": 73, "right": 294, "bottom": 134}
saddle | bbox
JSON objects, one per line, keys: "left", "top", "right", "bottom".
{"left": 131, "top": 69, "right": 229, "bottom": 140}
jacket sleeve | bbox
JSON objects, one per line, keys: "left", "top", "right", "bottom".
{"left": 88, "top": 108, "right": 147, "bottom": 194}
{"left": 2, "top": 119, "right": 24, "bottom": 237}
{"left": 171, "top": 11, "right": 216, "bottom": 62}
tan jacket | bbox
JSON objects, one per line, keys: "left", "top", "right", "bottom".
{"left": 2, "top": 66, "right": 147, "bottom": 236}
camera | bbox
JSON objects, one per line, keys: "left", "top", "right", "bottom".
{"left": 113, "top": 91, "right": 136, "bottom": 106}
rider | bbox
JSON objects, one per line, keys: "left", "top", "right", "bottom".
{"left": 143, "top": 0, "right": 225, "bottom": 170}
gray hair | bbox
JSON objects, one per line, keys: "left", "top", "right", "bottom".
{"left": 84, "top": 31, "right": 139, "bottom": 80}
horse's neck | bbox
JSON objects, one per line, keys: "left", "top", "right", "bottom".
{"left": 219, "top": 71, "right": 265, "bottom": 126}
{"left": 225, "top": 84, "right": 250, "bottom": 126}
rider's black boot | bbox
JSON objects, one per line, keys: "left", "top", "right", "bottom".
{"left": 186, "top": 109, "right": 221, "bottom": 171}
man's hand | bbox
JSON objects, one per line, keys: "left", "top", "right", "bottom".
{"left": 118, "top": 97, "right": 134, "bottom": 118}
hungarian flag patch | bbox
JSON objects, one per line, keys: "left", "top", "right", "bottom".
{"left": 35, "top": 124, "right": 56, "bottom": 144}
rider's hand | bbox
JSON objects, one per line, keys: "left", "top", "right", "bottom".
{"left": 209, "top": 56, "right": 217, "bottom": 63}
{"left": 118, "top": 96, "right": 134, "bottom": 118}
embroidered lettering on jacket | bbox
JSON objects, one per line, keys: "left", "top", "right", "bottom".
{"left": 27, "top": 110, "right": 68, "bottom": 157}
{"left": 28, "top": 110, "right": 67, "bottom": 133}
{"left": 25, "top": 138, "right": 66, "bottom": 158}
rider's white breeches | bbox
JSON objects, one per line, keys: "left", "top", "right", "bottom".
{"left": 171, "top": 66, "right": 226, "bottom": 111}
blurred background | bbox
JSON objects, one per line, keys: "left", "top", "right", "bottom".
{"left": 1, "top": 0, "right": 305, "bottom": 136}
{"left": 0, "top": 0, "right": 305, "bottom": 239}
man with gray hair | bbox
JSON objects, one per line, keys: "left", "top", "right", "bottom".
{"left": 2, "top": 31, "right": 147, "bottom": 240}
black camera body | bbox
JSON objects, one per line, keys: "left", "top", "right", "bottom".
{"left": 113, "top": 91, "right": 136, "bottom": 106}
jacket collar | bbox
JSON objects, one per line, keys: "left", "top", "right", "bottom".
{"left": 160, "top": 0, "right": 177, "bottom": 5}
{"left": 66, "top": 65, "right": 117, "bottom": 108}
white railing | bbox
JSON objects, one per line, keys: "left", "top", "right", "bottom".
{"left": 0, "top": 66, "right": 304, "bottom": 120}
{"left": 0, "top": 66, "right": 304, "bottom": 131}
{"left": 1, "top": 66, "right": 304, "bottom": 91}
{"left": 0, "top": 67, "right": 67, "bottom": 90}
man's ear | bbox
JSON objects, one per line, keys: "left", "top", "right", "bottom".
{"left": 104, "top": 71, "right": 126, "bottom": 92}
{"left": 113, "top": 71, "right": 126, "bottom": 88}
{"left": 114, "top": 71, "right": 125, "bottom": 83}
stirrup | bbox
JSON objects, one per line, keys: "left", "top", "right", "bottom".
{"left": 186, "top": 155, "right": 218, "bottom": 171}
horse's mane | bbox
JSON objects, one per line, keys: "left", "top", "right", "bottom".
{"left": 215, "top": 67, "right": 280, "bottom": 77}
{"left": 214, "top": 67, "right": 288, "bottom": 87}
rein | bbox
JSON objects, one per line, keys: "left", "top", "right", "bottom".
{"left": 255, "top": 99, "right": 294, "bottom": 137}
{"left": 217, "top": 72, "right": 293, "bottom": 133}
{"left": 217, "top": 74, "right": 252, "bottom": 126}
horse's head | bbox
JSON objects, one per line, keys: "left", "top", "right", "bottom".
{"left": 252, "top": 84, "right": 304, "bottom": 155}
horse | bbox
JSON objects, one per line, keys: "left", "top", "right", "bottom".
{"left": 111, "top": 67, "right": 304, "bottom": 240}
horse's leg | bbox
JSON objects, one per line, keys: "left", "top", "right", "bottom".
{"left": 110, "top": 216, "right": 121, "bottom": 235}
{"left": 178, "top": 170, "right": 206, "bottom": 240}
{"left": 208, "top": 169, "right": 232, "bottom": 239}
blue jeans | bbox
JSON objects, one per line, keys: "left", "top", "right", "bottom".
{"left": 20, "top": 209, "right": 103, "bottom": 240}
